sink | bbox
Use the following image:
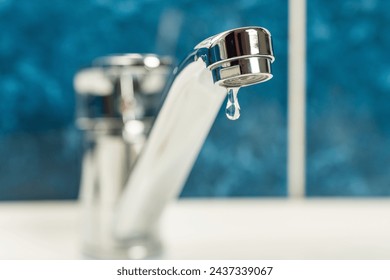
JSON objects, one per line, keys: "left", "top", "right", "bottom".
{"left": 0, "top": 199, "right": 389, "bottom": 259}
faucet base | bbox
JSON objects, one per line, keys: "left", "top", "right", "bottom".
{"left": 82, "top": 236, "right": 162, "bottom": 260}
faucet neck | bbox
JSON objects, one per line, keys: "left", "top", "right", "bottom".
{"left": 114, "top": 57, "right": 226, "bottom": 239}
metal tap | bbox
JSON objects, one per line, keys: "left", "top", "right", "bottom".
{"left": 74, "top": 27, "right": 274, "bottom": 259}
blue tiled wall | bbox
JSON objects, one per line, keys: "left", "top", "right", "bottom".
{"left": 0, "top": 0, "right": 287, "bottom": 200}
{"left": 307, "top": 0, "right": 390, "bottom": 196}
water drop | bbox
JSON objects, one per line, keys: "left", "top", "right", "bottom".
{"left": 225, "top": 87, "right": 241, "bottom": 120}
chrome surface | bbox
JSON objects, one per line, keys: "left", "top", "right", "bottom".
{"left": 75, "top": 27, "right": 274, "bottom": 259}
{"left": 195, "top": 26, "right": 274, "bottom": 87}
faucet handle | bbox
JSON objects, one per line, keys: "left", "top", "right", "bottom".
{"left": 74, "top": 54, "right": 172, "bottom": 131}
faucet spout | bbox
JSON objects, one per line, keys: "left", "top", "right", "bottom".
{"left": 75, "top": 26, "right": 274, "bottom": 259}
{"left": 114, "top": 26, "right": 275, "bottom": 245}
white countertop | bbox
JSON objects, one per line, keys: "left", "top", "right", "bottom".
{"left": 1, "top": 199, "right": 390, "bottom": 259}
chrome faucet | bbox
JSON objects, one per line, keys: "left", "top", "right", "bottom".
{"left": 74, "top": 26, "right": 274, "bottom": 259}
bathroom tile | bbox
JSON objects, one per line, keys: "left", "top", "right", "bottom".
{"left": 0, "top": 0, "right": 287, "bottom": 199}
{"left": 307, "top": 0, "right": 390, "bottom": 196}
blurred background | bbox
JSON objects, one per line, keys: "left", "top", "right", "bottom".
{"left": 0, "top": 0, "right": 389, "bottom": 200}
{"left": 306, "top": 0, "right": 390, "bottom": 196}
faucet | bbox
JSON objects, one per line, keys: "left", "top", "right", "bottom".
{"left": 74, "top": 26, "right": 274, "bottom": 259}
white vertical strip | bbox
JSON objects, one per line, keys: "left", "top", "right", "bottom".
{"left": 288, "top": 0, "right": 306, "bottom": 197}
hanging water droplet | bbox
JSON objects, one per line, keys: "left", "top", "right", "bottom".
{"left": 225, "top": 87, "right": 241, "bottom": 120}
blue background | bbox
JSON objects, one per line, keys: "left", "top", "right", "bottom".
{"left": 306, "top": 0, "right": 390, "bottom": 196}
{"left": 3, "top": 0, "right": 388, "bottom": 200}
{"left": 0, "top": 0, "right": 287, "bottom": 200}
